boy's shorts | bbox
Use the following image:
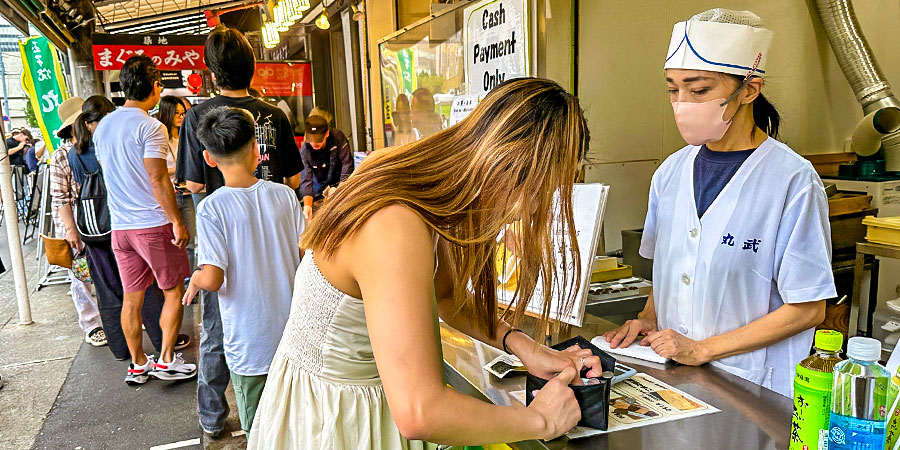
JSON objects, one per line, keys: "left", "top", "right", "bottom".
{"left": 230, "top": 372, "right": 268, "bottom": 433}
{"left": 112, "top": 223, "right": 190, "bottom": 293}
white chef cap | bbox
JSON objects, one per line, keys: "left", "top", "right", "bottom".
{"left": 664, "top": 8, "right": 774, "bottom": 77}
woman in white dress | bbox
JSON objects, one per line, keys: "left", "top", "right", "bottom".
{"left": 249, "top": 78, "right": 602, "bottom": 448}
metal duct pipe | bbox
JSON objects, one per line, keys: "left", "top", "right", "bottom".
{"left": 815, "top": 0, "right": 900, "bottom": 156}
{"left": 815, "top": 0, "right": 899, "bottom": 113}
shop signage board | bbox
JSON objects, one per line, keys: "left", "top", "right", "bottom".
{"left": 91, "top": 33, "right": 207, "bottom": 71}
{"left": 19, "top": 36, "right": 68, "bottom": 153}
{"left": 497, "top": 183, "right": 609, "bottom": 326}
{"left": 250, "top": 62, "right": 312, "bottom": 97}
{"left": 464, "top": 0, "right": 529, "bottom": 99}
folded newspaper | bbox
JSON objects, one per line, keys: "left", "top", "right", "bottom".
{"left": 510, "top": 373, "right": 718, "bottom": 439}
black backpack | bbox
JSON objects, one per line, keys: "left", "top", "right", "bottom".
{"left": 71, "top": 151, "right": 111, "bottom": 244}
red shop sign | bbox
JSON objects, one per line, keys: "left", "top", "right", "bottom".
{"left": 251, "top": 62, "right": 312, "bottom": 97}
{"left": 91, "top": 33, "right": 207, "bottom": 71}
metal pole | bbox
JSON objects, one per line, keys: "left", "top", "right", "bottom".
{"left": 0, "top": 52, "right": 10, "bottom": 128}
{"left": 0, "top": 131, "right": 32, "bottom": 325}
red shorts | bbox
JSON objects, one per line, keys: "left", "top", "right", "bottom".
{"left": 112, "top": 223, "right": 190, "bottom": 293}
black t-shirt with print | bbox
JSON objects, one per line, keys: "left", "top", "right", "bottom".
{"left": 176, "top": 95, "right": 302, "bottom": 195}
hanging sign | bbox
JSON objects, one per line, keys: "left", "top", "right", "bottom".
{"left": 19, "top": 36, "right": 68, "bottom": 153}
{"left": 91, "top": 33, "right": 207, "bottom": 71}
{"left": 464, "top": 0, "right": 529, "bottom": 99}
{"left": 250, "top": 62, "right": 312, "bottom": 97}
{"left": 449, "top": 94, "right": 478, "bottom": 126}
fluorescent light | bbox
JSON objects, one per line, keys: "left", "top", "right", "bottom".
{"left": 109, "top": 14, "right": 202, "bottom": 34}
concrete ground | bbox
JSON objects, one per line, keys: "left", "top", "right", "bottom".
{"left": 0, "top": 219, "right": 246, "bottom": 450}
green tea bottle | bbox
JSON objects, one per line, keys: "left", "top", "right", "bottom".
{"left": 790, "top": 330, "right": 843, "bottom": 450}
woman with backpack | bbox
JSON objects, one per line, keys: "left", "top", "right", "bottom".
{"left": 67, "top": 95, "right": 185, "bottom": 359}
{"left": 50, "top": 97, "right": 106, "bottom": 348}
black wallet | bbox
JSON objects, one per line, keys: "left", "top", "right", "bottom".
{"left": 524, "top": 335, "right": 616, "bottom": 430}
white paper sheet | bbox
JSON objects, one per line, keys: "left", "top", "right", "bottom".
{"left": 591, "top": 336, "right": 670, "bottom": 364}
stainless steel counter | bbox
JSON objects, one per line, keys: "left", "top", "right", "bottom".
{"left": 440, "top": 320, "right": 792, "bottom": 450}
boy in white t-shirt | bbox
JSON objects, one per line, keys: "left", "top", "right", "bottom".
{"left": 182, "top": 106, "right": 304, "bottom": 433}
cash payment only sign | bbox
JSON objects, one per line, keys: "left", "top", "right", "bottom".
{"left": 464, "top": 0, "right": 529, "bottom": 99}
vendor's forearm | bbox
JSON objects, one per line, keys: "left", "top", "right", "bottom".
{"left": 700, "top": 300, "right": 825, "bottom": 362}
{"left": 637, "top": 291, "right": 657, "bottom": 323}
{"left": 304, "top": 195, "right": 313, "bottom": 208}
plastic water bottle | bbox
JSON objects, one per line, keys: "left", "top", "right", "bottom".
{"left": 790, "top": 330, "right": 843, "bottom": 450}
{"left": 828, "top": 337, "right": 893, "bottom": 450}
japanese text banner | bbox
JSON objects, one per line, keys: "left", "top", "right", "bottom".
{"left": 91, "top": 33, "right": 206, "bottom": 71}
{"left": 19, "top": 36, "right": 68, "bottom": 153}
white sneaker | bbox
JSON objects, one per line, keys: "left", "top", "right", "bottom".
{"left": 150, "top": 353, "right": 197, "bottom": 381}
{"left": 125, "top": 354, "right": 155, "bottom": 386}
{"left": 85, "top": 328, "right": 107, "bottom": 347}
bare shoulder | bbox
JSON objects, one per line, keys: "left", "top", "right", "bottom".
{"left": 323, "top": 204, "right": 435, "bottom": 298}
{"left": 349, "top": 204, "right": 433, "bottom": 254}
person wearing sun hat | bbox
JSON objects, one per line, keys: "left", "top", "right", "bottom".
{"left": 603, "top": 8, "right": 836, "bottom": 397}
{"left": 46, "top": 96, "right": 108, "bottom": 348}
{"left": 56, "top": 96, "right": 85, "bottom": 141}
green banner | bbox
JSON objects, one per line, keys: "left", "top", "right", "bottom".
{"left": 397, "top": 48, "right": 416, "bottom": 95}
{"left": 20, "top": 36, "right": 69, "bottom": 153}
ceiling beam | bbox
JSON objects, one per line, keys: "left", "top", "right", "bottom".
{"left": 102, "top": 0, "right": 247, "bottom": 30}
{"left": 1, "top": 0, "right": 70, "bottom": 49}
{"left": 0, "top": 0, "right": 29, "bottom": 35}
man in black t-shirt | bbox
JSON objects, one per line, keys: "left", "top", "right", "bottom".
{"left": 5, "top": 129, "right": 28, "bottom": 167}
{"left": 176, "top": 34, "right": 301, "bottom": 195}
{"left": 174, "top": 26, "right": 301, "bottom": 440}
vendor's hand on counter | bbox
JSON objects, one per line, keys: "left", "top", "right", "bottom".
{"left": 527, "top": 366, "right": 581, "bottom": 440}
{"left": 602, "top": 318, "right": 658, "bottom": 349}
{"left": 303, "top": 205, "right": 313, "bottom": 223}
{"left": 516, "top": 340, "right": 602, "bottom": 386}
{"left": 644, "top": 329, "right": 710, "bottom": 366}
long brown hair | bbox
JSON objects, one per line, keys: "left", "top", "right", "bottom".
{"left": 303, "top": 78, "right": 589, "bottom": 336}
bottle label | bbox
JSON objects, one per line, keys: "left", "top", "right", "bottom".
{"left": 791, "top": 366, "right": 833, "bottom": 450}
{"left": 828, "top": 412, "right": 886, "bottom": 450}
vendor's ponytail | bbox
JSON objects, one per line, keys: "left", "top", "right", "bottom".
{"left": 753, "top": 92, "right": 780, "bottom": 139}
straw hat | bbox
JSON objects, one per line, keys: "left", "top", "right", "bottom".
{"left": 56, "top": 96, "right": 85, "bottom": 137}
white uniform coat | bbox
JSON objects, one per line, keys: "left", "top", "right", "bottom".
{"left": 640, "top": 137, "right": 837, "bottom": 397}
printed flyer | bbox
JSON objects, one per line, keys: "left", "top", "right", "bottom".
{"left": 512, "top": 373, "right": 719, "bottom": 439}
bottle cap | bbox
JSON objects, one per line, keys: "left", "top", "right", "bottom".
{"left": 814, "top": 330, "right": 843, "bottom": 352}
{"left": 847, "top": 336, "right": 881, "bottom": 361}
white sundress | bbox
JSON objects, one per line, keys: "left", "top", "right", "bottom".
{"left": 248, "top": 251, "right": 432, "bottom": 449}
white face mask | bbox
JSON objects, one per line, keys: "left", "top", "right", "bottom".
{"left": 670, "top": 80, "right": 749, "bottom": 146}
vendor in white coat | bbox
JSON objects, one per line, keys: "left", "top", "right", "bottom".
{"left": 603, "top": 9, "right": 836, "bottom": 397}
